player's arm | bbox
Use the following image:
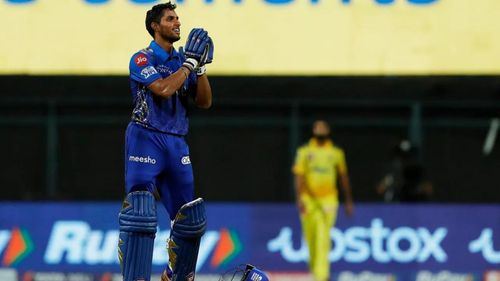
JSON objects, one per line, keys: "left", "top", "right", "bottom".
{"left": 147, "top": 67, "right": 191, "bottom": 98}
{"left": 191, "top": 35, "right": 214, "bottom": 109}
{"left": 149, "top": 28, "right": 213, "bottom": 100}
{"left": 294, "top": 174, "right": 306, "bottom": 198}
{"left": 193, "top": 73, "right": 212, "bottom": 109}
{"left": 292, "top": 147, "right": 308, "bottom": 213}
{"left": 337, "top": 150, "right": 354, "bottom": 216}
{"left": 293, "top": 174, "right": 306, "bottom": 213}
{"left": 292, "top": 147, "right": 306, "bottom": 197}
{"left": 129, "top": 52, "right": 189, "bottom": 98}
{"left": 339, "top": 172, "right": 353, "bottom": 214}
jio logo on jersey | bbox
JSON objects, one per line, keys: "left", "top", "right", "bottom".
{"left": 135, "top": 54, "right": 148, "bottom": 66}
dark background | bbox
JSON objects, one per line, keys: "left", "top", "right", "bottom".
{"left": 1, "top": 75, "right": 499, "bottom": 203}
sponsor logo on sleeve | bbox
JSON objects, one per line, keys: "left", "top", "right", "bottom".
{"left": 140, "top": 66, "right": 158, "bottom": 79}
{"left": 135, "top": 54, "right": 148, "bottom": 67}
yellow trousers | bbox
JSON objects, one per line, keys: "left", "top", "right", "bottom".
{"left": 300, "top": 196, "right": 338, "bottom": 281}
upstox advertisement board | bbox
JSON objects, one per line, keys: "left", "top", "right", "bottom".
{"left": 0, "top": 203, "right": 499, "bottom": 279}
{"left": 1, "top": 0, "right": 500, "bottom": 75}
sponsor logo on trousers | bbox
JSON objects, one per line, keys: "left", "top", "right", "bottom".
{"left": 181, "top": 156, "right": 191, "bottom": 165}
{"left": 128, "top": 155, "right": 156, "bottom": 164}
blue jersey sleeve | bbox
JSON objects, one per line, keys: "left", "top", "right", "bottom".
{"left": 129, "top": 51, "right": 162, "bottom": 86}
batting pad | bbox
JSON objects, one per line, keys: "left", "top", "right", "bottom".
{"left": 119, "top": 191, "right": 158, "bottom": 281}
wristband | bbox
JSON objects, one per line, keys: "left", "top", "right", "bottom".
{"left": 182, "top": 58, "right": 198, "bottom": 72}
{"left": 196, "top": 65, "right": 206, "bottom": 76}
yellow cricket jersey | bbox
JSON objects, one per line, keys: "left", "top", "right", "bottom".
{"left": 292, "top": 138, "right": 348, "bottom": 201}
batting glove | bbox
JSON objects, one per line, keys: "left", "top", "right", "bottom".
{"left": 182, "top": 28, "right": 210, "bottom": 72}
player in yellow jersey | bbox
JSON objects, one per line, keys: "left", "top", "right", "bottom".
{"left": 292, "top": 120, "right": 354, "bottom": 281}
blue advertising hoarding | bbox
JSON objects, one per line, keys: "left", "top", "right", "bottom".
{"left": 0, "top": 203, "right": 499, "bottom": 278}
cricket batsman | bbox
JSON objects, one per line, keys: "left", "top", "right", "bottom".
{"left": 118, "top": 2, "right": 214, "bottom": 281}
{"left": 292, "top": 120, "right": 354, "bottom": 281}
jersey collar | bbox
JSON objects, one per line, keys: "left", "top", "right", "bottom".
{"left": 308, "top": 138, "right": 333, "bottom": 148}
{"left": 149, "top": 40, "right": 180, "bottom": 62}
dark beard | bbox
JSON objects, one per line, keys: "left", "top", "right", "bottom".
{"left": 161, "top": 33, "right": 180, "bottom": 44}
{"left": 314, "top": 134, "right": 329, "bottom": 143}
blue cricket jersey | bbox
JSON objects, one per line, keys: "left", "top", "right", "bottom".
{"left": 129, "top": 40, "right": 197, "bottom": 135}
